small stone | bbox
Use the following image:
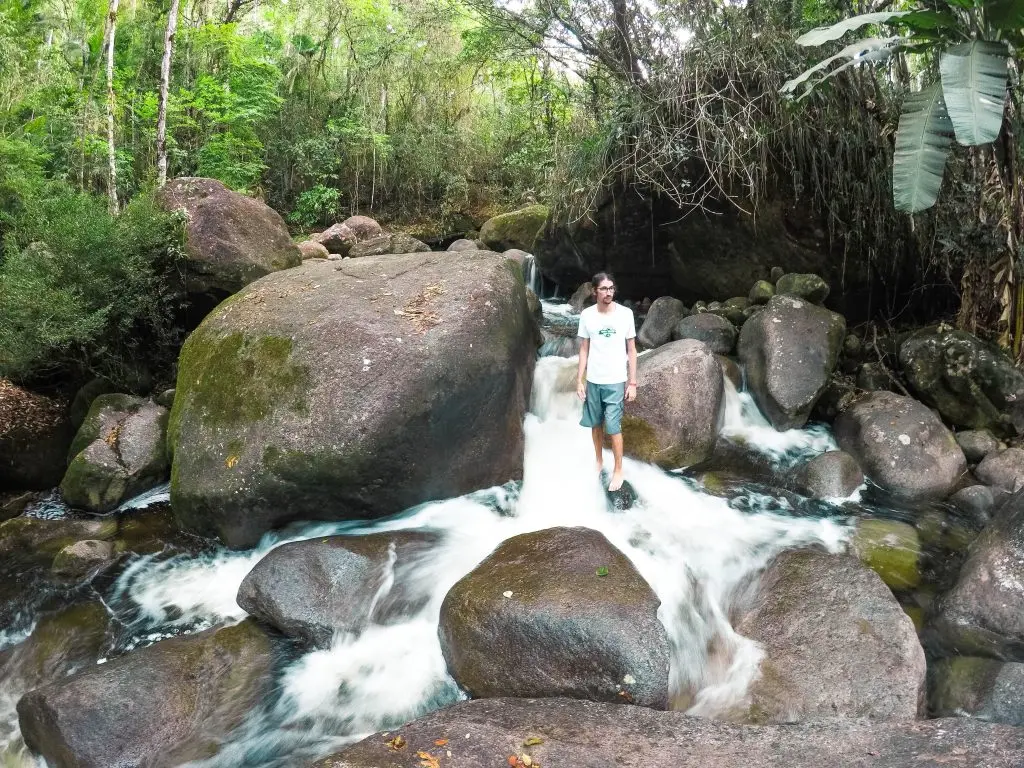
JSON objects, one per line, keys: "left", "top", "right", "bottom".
{"left": 956, "top": 430, "right": 1001, "bottom": 464}
{"left": 51, "top": 539, "right": 115, "bottom": 579}
{"left": 976, "top": 448, "right": 1024, "bottom": 492}
{"left": 503, "top": 591, "right": 513, "bottom": 598}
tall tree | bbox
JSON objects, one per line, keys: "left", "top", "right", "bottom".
{"left": 103, "top": 0, "right": 120, "bottom": 213}
{"left": 156, "top": 0, "right": 179, "bottom": 187}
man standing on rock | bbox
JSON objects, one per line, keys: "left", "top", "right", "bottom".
{"left": 576, "top": 272, "right": 638, "bottom": 491}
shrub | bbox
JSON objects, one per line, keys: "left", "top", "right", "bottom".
{"left": 0, "top": 185, "right": 186, "bottom": 390}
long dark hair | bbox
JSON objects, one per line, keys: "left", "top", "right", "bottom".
{"left": 591, "top": 271, "right": 615, "bottom": 288}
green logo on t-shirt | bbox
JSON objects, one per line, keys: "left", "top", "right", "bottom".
{"left": 598, "top": 327, "right": 616, "bottom": 338}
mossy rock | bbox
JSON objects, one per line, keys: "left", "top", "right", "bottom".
{"left": 0, "top": 517, "right": 117, "bottom": 565}
{"left": 853, "top": 518, "right": 921, "bottom": 591}
{"left": 52, "top": 539, "right": 116, "bottom": 579}
{"left": 775, "top": 273, "right": 830, "bottom": 304}
{"left": 479, "top": 205, "right": 549, "bottom": 252}
{"left": 169, "top": 254, "right": 538, "bottom": 547}
{"left": 748, "top": 280, "right": 775, "bottom": 305}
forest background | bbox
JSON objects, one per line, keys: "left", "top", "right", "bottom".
{"left": 0, "top": 0, "right": 1021, "bottom": 392}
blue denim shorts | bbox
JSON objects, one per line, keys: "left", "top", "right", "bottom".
{"left": 580, "top": 381, "right": 625, "bottom": 435}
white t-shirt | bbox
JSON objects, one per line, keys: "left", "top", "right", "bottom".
{"left": 577, "top": 303, "right": 636, "bottom": 384}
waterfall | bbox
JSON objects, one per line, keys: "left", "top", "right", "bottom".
{"left": 523, "top": 253, "right": 542, "bottom": 298}
{"left": 0, "top": 352, "right": 854, "bottom": 768}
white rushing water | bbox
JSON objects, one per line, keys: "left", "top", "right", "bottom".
{"left": 1, "top": 351, "right": 854, "bottom": 767}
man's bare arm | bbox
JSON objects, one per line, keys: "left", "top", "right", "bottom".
{"left": 625, "top": 338, "right": 638, "bottom": 402}
{"left": 576, "top": 338, "right": 589, "bottom": 400}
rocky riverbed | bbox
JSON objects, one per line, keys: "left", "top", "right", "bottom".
{"left": 3, "top": 187, "right": 1024, "bottom": 767}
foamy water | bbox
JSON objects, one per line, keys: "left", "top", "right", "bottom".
{"left": 1, "top": 353, "right": 854, "bottom": 767}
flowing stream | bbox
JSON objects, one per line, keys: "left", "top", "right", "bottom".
{"left": 0, "top": 303, "right": 867, "bottom": 767}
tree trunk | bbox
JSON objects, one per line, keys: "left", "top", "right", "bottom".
{"left": 103, "top": 0, "right": 121, "bottom": 214}
{"left": 156, "top": 0, "right": 180, "bottom": 187}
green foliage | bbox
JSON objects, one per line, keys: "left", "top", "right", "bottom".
{"left": 783, "top": 1, "right": 1014, "bottom": 213}
{"left": 0, "top": 185, "right": 186, "bottom": 389}
{"left": 288, "top": 183, "right": 341, "bottom": 228}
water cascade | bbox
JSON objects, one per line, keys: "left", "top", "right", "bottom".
{"left": 0, "top": 316, "right": 861, "bottom": 767}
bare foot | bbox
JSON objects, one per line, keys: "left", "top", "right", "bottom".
{"left": 608, "top": 470, "right": 624, "bottom": 492}
{"left": 596, "top": 462, "right": 604, "bottom": 475}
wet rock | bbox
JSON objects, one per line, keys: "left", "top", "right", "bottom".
{"left": 738, "top": 295, "right": 846, "bottom": 430}
{"left": 341, "top": 215, "right": 383, "bottom": 240}
{"left": 311, "top": 699, "right": 1024, "bottom": 768}
{"left": 569, "top": 282, "right": 594, "bottom": 313}
{"left": 447, "top": 238, "right": 477, "bottom": 252}
{"left": 737, "top": 550, "right": 925, "bottom": 723}
{"left": 237, "top": 532, "right": 437, "bottom": 648}
{"left": 975, "top": 448, "right": 1024, "bottom": 493}
{"left": 0, "top": 379, "right": 74, "bottom": 491}
{"left": 622, "top": 340, "right": 724, "bottom": 468}
{"left": 708, "top": 304, "right": 746, "bottom": 326}
{"left": 748, "top": 280, "right": 775, "bottom": 304}
{"left": 852, "top": 519, "right": 921, "bottom": 591}
{"left": 298, "top": 240, "right": 331, "bottom": 260}
{"left": 69, "top": 378, "right": 117, "bottom": 428}
{"left": 638, "top": 297, "right": 687, "bottom": 349}
{"left": 0, "top": 602, "right": 109, "bottom": 691}
{"left": 479, "top": 205, "right": 549, "bottom": 252}
{"left": 929, "top": 656, "right": 1024, "bottom": 725}
{"left": 899, "top": 327, "right": 1024, "bottom": 435}
{"left": 809, "top": 373, "right": 859, "bottom": 422}
{"left": 955, "top": 430, "right": 1000, "bottom": 464}
{"left": 672, "top": 313, "right": 736, "bottom": 354}
{"left": 0, "top": 490, "right": 37, "bottom": 521}
{"left": 51, "top": 539, "right": 116, "bottom": 580}
{"left": 834, "top": 391, "right": 966, "bottom": 502}
{"left": 17, "top": 619, "right": 276, "bottom": 768}
{"left": 931, "top": 490, "right": 1024, "bottom": 659}
{"left": 950, "top": 485, "right": 996, "bottom": 528}
{"left": 775, "top": 272, "right": 829, "bottom": 304}
{"left": 603, "top": 475, "right": 638, "bottom": 511}
{"left": 794, "top": 450, "right": 863, "bottom": 499}
{"left": 718, "top": 355, "right": 743, "bottom": 389}
{"left": 60, "top": 395, "right": 169, "bottom": 513}
{"left": 525, "top": 288, "right": 542, "bottom": 321}
{"left": 169, "top": 253, "right": 537, "bottom": 548}
{"left": 0, "top": 517, "right": 117, "bottom": 565}
{"left": 438, "top": 527, "right": 670, "bottom": 708}
{"left": 157, "top": 177, "right": 301, "bottom": 296}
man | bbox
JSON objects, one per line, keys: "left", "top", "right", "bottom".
{"left": 576, "top": 272, "right": 637, "bottom": 491}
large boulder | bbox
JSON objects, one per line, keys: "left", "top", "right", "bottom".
{"left": 348, "top": 233, "right": 431, "bottom": 258}
{"left": 311, "top": 223, "right": 356, "bottom": 255}
{"left": 738, "top": 295, "right": 846, "bottom": 430}
{"left": 737, "top": 550, "right": 925, "bottom": 723}
{"left": 447, "top": 238, "right": 478, "bottom": 252}
{"left": 637, "top": 297, "right": 687, "bottom": 349}
{"left": 298, "top": 240, "right": 330, "bottom": 260}
{"left": 0, "top": 379, "right": 74, "bottom": 491}
{"left": 438, "top": 527, "right": 671, "bottom": 708}
{"left": 673, "top": 312, "right": 737, "bottom": 354}
{"left": 931, "top": 490, "right": 1024, "bottom": 659}
{"left": 833, "top": 391, "right": 967, "bottom": 502}
{"left": 237, "top": 531, "right": 436, "bottom": 648}
{"left": 976, "top": 447, "right": 1024, "bottom": 493}
{"left": 930, "top": 657, "right": 1024, "bottom": 725}
{"left": 569, "top": 282, "right": 594, "bottom": 313}
{"left": 312, "top": 697, "right": 1024, "bottom": 768}
{"left": 622, "top": 339, "right": 724, "bottom": 468}
{"left": 17, "top": 619, "right": 275, "bottom": 768}
{"left": 897, "top": 325, "right": 1024, "bottom": 436}
{"left": 168, "top": 251, "right": 537, "bottom": 548}
{"left": 956, "top": 430, "right": 1000, "bottom": 463}
{"left": 341, "top": 215, "right": 383, "bottom": 240}
{"left": 157, "top": 177, "right": 301, "bottom": 296}
{"left": 479, "top": 205, "right": 549, "bottom": 252}
{"left": 794, "top": 450, "right": 863, "bottom": 499}
{"left": 899, "top": 327, "right": 1024, "bottom": 435}
{"left": 60, "top": 394, "right": 169, "bottom": 513}
{"left": 775, "top": 273, "right": 830, "bottom": 304}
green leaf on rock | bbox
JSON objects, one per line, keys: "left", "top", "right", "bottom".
{"left": 596, "top": 566, "right": 609, "bottom": 577}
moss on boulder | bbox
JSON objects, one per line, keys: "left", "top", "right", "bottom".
{"left": 169, "top": 252, "right": 538, "bottom": 547}
{"left": 479, "top": 205, "right": 549, "bottom": 252}
{"left": 853, "top": 519, "right": 921, "bottom": 591}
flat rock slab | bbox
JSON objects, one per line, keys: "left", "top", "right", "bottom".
{"left": 311, "top": 696, "right": 1024, "bottom": 768}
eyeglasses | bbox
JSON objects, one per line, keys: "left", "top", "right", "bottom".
{"left": 596, "top": 286, "right": 616, "bottom": 293}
